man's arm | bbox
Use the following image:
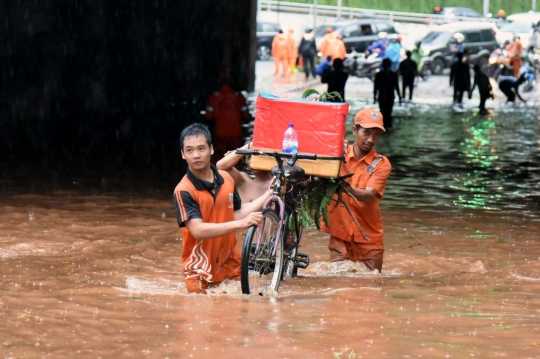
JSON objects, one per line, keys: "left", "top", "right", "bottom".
{"left": 216, "top": 142, "right": 250, "bottom": 186}
{"left": 184, "top": 214, "right": 263, "bottom": 241}
{"left": 234, "top": 186, "right": 273, "bottom": 220}
{"left": 341, "top": 161, "right": 391, "bottom": 204}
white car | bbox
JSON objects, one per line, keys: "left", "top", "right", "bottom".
{"left": 496, "top": 12, "right": 540, "bottom": 52}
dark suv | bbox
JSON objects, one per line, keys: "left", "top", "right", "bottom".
{"left": 256, "top": 21, "right": 280, "bottom": 60}
{"left": 420, "top": 22, "right": 498, "bottom": 74}
{"left": 314, "top": 19, "right": 397, "bottom": 54}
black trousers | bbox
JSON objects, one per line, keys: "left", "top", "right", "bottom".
{"left": 303, "top": 56, "right": 316, "bottom": 78}
{"left": 479, "top": 93, "right": 488, "bottom": 111}
{"left": 379, "top": 99, "right": 394, "bottom": 129}
{"left": 499, "top": 85, "right": 515, "bottom": 102}
{"left": 453, "top": 84, "right": 468, "bottom": 103}
{"left": 402, "top": 77, "right": 414, "bottom": 100}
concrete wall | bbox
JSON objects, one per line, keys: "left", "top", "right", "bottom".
{"left": 0, "top": 0, "right": 256, "bottom": 177}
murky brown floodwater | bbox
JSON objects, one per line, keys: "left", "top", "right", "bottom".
{"left": 2, "top": 104, "right": 540, "bottom": 358}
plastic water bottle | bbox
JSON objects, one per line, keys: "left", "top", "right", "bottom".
{"left": 282, "top": 123, "right": 299, "bottom": 153}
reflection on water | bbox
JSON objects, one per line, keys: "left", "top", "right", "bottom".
{"left": 1, "top": 104, "right": 540, "bottom": 358}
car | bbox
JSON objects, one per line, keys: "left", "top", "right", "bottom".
{"left": 257, "top": 21, "right": 281, "bottom": 61}
{"left": 496, "top": 20, "right": 537, "bottom": 53}
{"left": 497, "top": 12, "right": 540, "bottom": 52}
{"left": 432, "top": 6, "right": 483, "bottom": 20}
{"left": 420, "top": 22, "right": 499, "bottom": 74}
{"left": 314, "top": 19, "right": 398, "bottom": 54}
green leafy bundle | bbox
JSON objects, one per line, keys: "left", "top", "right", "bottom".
{"left": 296, "top": 178, "right": 338, "bottom": 230}
{"left": 301, "top": 89, "right": 344, "bottom": 102}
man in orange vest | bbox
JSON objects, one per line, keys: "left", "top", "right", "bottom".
{"left": 506, "top": 35, "right": 523, "bottom": 77}
{"left": 272, "top": 30, "right": 290, "bottom": 76}
{"left": 205, "top": 76, "right": 249, "bottom": 161}
{"left": 321, "top": 109, "right": 392, "bottom": 272}
{"left": 173, "top": 123, "right": 273, "bottom": 293}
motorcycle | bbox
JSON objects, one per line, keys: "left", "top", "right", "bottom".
{"left": 488, "top": 46, "right": 512, "bottom": 78}
{"left": 343, "top": 50, "right": 382, "bottom": 81}
{"left": 519, "top": 60, "right": 537, "bottom": 92}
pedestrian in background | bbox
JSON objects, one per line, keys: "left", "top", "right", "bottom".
{"left": 374, "top": 58, "right": 401, "bottom": 130}
{"left": 399, "top": 50, "right": 417, "bottom": 102}
{"left": 506, "top": 35, "right": 523, "bottom": 77}
{"left": 299, "top": 28, "right": 317, "bottom": 79}
{"left": 449, "top": 52, "right": 470, "bottom": 108}
{"left": 498, "top": 74, "right": 527, "bottom": 103}
{"left": 287, "top": 29, "right": 298, "bottom": 74}
{"left": 410, "top": 40, "right": 425, "bottom": 84}
{"left": 272, "top": 30, "right": 289, "bottom": 77}
{"left": 320, "top": 28, "right": 336, "bottom": 61}
{"left": 205, "top": 73, "right": 249, "bottom": 161}
{"left": 321, "top": 58, "right": 349, "bottom": 102}
{"left": 469, "top": 64, "right": 493, "bottom": 115}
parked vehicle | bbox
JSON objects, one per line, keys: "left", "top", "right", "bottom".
{"left": 314, "top": 19, "right": 398, "bottom": 54}
{"left": 256, "top": 21, "right": 280, "bottom": 60}
{"left": 420, "top": 22, "right": 499, "bottom": 74}
{"left": 432, "top": 6, "right": 483, "bottom": 20}
{"left": 496, "top": 20, "right": 537, "bottom": 54}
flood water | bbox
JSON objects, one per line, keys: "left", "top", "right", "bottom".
{"left": 2, "top": 104, "right": 540, "bottom": 358}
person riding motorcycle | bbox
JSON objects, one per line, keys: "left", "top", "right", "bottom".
{"left": 385, "top": 34, "right": 402, "bottom": 72}
{"left": 367, "top": 32, "right": 388, "bottom": 58}
{"left": 450, "top": 32, "right": 466, "bottom": 63}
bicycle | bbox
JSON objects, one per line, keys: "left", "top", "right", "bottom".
{"left": 236, "top": 149, "right": 358, "bottom": 296}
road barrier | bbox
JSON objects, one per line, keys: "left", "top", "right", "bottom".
{"left": 258, "top": 0, "right": 499, "bottom": 25}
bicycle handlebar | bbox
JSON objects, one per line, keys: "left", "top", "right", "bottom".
{"left": 235, "top": 148, "right": 341, "bottom": 161}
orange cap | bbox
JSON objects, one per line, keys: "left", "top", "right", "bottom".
{"left": 354, "top": 108, "right": 385, "bottom": 132}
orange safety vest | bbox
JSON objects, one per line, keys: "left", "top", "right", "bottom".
{"left": 174, "top": 170, "right": 241, "bottom": 283}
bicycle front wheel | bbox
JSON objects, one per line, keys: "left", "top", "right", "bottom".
{"left": 241, "top": 208, "right": 284, "bottom": 295}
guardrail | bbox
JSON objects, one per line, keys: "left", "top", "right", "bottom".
{"left": 258, "top": 0, "right": 500, "bottom": 25}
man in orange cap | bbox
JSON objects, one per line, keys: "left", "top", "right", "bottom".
{"left": 321, "top": 108, "right": 391, "bottom": 272}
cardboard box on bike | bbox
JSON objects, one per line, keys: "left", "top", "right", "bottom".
{"left": 250, "top": 93, "right": 349, "bottom": 178}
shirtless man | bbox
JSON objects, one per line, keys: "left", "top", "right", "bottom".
{"left": 216, "top": 141, "right": 273, "bottom": 204}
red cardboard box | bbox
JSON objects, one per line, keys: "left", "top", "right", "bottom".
{"left": 250, "top": 93, "right": 349, "bottom": 178}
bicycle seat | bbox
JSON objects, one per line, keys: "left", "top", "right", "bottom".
{"left": 271, "top": 165, "right": 306, "bottom": 182}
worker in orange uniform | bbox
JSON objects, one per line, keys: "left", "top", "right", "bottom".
{"left": 321, "top": 108, "right": 392, "bottom": 273}
{"left": 287, "top": 28, "right": 299, "bottom": 73}
{"left": 506, "top": 35, "right": 523, "bottom": 77}
{"left": 320, "top": 28, "right": 336, "bottom": 60}
{"left": 320, "top": 29, "right": 347, "bottom": 61}
{"left": 272, "top": 29, "right": 290, "bottom": 77}
{"left": 332, "top": 34, "right": 347, "bottom": 60}
{"left": 205, "top": 77, "right": 249, "bottom": 161}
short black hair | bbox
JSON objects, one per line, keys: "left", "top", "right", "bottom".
{"left": 180, "top": 123, "right": 212, "bottom": 149}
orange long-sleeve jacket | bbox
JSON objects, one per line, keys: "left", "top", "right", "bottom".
{"left": 272, "top": 33, "right": 290, "bottom": 59}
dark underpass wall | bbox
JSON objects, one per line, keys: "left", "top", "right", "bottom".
{"left": 0, "top": 0, "right": 256, "bottom": 180}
